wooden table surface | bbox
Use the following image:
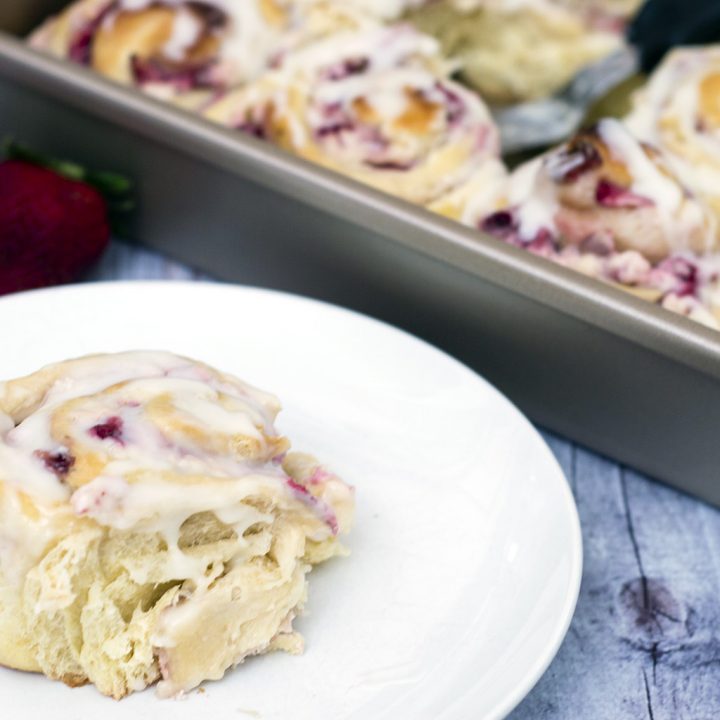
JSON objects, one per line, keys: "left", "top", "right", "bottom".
{"left": 87, "top": 241, "right": 720, "bottom": 720}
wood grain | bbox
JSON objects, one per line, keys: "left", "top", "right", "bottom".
{"left": 85, "top": 241, "right": 720, "bottom": 719}
{"left": 510, "top": 437, "right": 720, "bottom": 719}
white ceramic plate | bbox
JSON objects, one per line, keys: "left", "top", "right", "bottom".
{"left": 0, "top": 282, "right": 581, "bottom": 720}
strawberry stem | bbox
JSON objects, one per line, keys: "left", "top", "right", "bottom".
{"left": 3, "top": 138, "right": 135, "bottom": 237}
{"left": 3, "top": 139, "right": 133, "bottom": 198}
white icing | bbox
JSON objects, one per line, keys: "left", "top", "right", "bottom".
{"left": 0, "top": 352, "right": 347, "bottom": 595}
{"left": 45, "top": 351, "right": 202, "bottom": 404}
{"left": 0, "top": 412, "right": 12, "bottom": 434}
{"left": 453, "top": 159, "right": 508, "bottom": 225}
{"left": 71, "top": 473, "right": 279, "bottom": 531}
{"left": 162, "top": 6, "right": 202, "bottom": 61}
{"left": 313, "top": 68, "right": 437, "bottom": 118}
{"left": 510, "top": 158, "right": 559, "bottom": 238}
{"left": 626, "top": 48, "right": 720, "bottom": 205}
{"left": 0, "top": 352, "right": 281, "bottom": 502}
{"left": 340, "top": 0, "right": 425, "bottom": 20}
{"left": 119, "top": 0, "right": 151, "bottom": 10}
{"left": 0, "top": 486, "right": 72, "bottom": 586}
{"left": 281, "top": 24, "right": 440, "bottom": 76}
{"left": 607, "top": 249, "right": 651, "bottom": 284}
{"left": 171, "top": 384, "right": 264, "bottom": 439}
{"left": 70, "top": 473, "right": 275, "bottom": 583}
{"left": 211, "top": 0, "right": 287, "bottom": 84}
{"left": 0, "top": 352, "right": 283, "bottom": 514}
{"left": 0, "top": 443, "right": 66, "bottom": 502}
{"left": 452, "top": 0, "right": 541, "bottom": 9}
{"left": 597, "top": 119, "right": 682, "bottom": 212}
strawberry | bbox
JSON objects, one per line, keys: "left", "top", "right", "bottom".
{"left": 0, "top": 143, "right": 131, "bottom": 295}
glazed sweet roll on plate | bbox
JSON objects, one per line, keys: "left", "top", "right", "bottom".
{"left": 466, "top": 119, "right": 720, "bottom": 327}
{"left": 0, "top": 351, "right": 354, "bottom": 699}
{"left": 626, "top": 46, "right": 720, "bottom": 229}
{"left": 204, "top": 24, "right": 500, "bottom": 205}
{"left": 28, "top": 0, "right": 374, "bottom": 109}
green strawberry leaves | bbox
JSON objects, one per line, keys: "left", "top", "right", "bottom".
{"left": 3, "top": 138, "right": 135, "bottom": 217}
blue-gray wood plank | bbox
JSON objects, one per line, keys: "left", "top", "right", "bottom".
{"left": 86, "top": 241, "right": 720, "bottom": 719}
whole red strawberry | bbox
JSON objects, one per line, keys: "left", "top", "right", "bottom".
{"left": 0, "top": 159, "right": 110, "bottom": 295}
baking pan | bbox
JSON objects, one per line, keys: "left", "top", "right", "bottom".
{"left": 2, "top": 1, "right": 720, "bottom": 504}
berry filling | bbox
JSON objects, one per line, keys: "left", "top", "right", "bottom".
{"left": 545, "top": 140, "right": 602, "bottom": 184}
{"left": 314, "top": 102, "right": 361, "bottom": 141}
{"left": 480, "top": 210, "right": 558, "bottom": 256}
{"left": 579, "top": 233, "right": 615, "bottom": 257}
{"left": 316, "top": 121, "right": 356, "bottom": 138}
{"left": 322, "top": 57, "right": 370, "bottom": 82}
{"left": 34, "top": 449, "right": 75, "bottom": 478}
{"left": 131, "top": 56, "right": 215, "bottom": 91}
{"left": 70, "top": 0, "right": 226, "bottom": 84}
{"left": 595, "top": 180, "right": 654, "bottom": 208}
{"left": 236, "top": 104, "right": 275, "bottom": 140}
{"left": 90, "top": 416, "right": 124, "bottom": 443}
{"left": 286, "top": 477, "right": 339, "bottom": 535}
{"left": 481, "top": 211, "right": 516, "bottom": 240}
{"left": 307, "top": 466, "right": 331, "bottom": 485}
{"left": 185, "top": 1, "right": 227, "bottom": 31}
{"left": 364, "top": 159, "right": 414, "bottom": 171}
{"left": 68, "top": 1, "right": 118, "bottom": 65}
{"left": 525, "top": 228, "right": 557, "bottom": 255}
{"left": 656, "top": 256, "right": 699, "bottom": 297}
{"left": 435, "top": 82, "right": 466, "bottom": 126}
{"left": 313, "top": 102, "right": 414, "bottom": 169}
{"left": 237, "top": 120, "right": 268, "bottom": 140}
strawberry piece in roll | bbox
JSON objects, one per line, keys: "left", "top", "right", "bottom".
{"left": 204, "top": 24, "right": 500, "bottom": 205}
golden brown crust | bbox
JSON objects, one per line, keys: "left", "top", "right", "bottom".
{"left": 92, "top": 7, "right": 175, "bottom": 82}
{"left": 59, "top": 672, "right": 90, "bottom": 688}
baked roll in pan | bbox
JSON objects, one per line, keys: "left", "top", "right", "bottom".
{"left": 465, "top": 120, "right": 720, "bottom": 327}
{"left": 29, "top": 0, "right": 375, "bottom": 108}
{"left": 627, "top": 46, "right": 720, "bottom": 231}
{"left": 205, "top": 25, "right": 501, "bottom": 205}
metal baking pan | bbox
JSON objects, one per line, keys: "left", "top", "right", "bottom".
{"left": 2, "top": 1, "right": 720, "bottom": 504}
